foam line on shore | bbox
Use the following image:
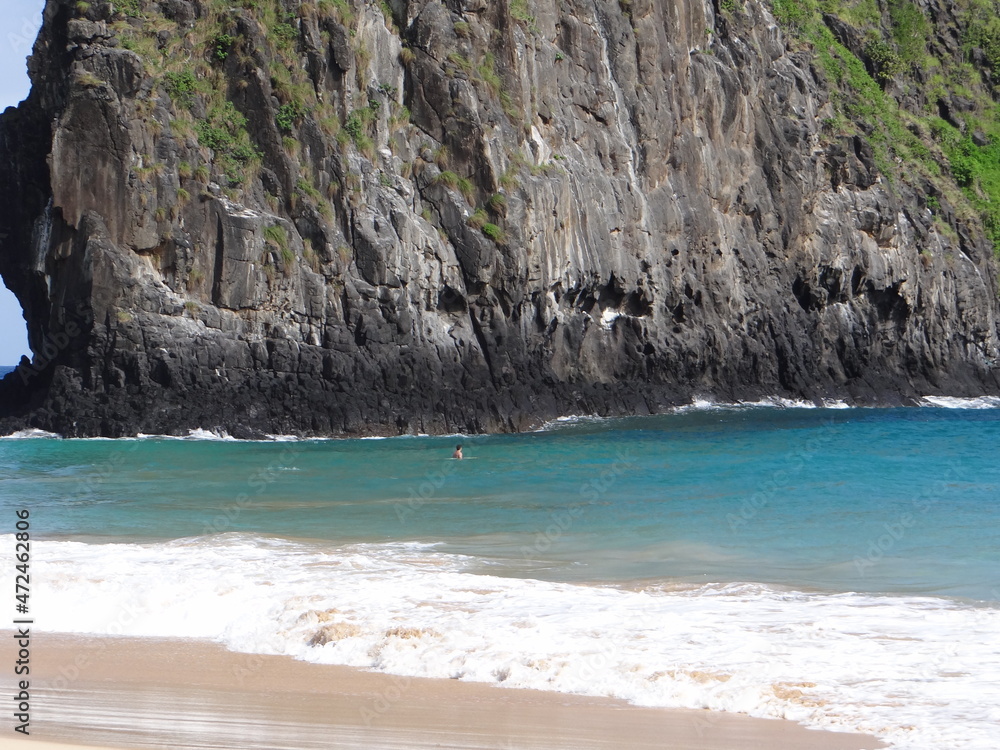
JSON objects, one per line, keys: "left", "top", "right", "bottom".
{"left": 3, "top": 533, "right": 997, "bottom": 749}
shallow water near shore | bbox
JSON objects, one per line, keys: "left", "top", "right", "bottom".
{"left": 2, "top": 404, "right": 999, "bottom": 748}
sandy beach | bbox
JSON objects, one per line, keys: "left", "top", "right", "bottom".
{"left": 0, "top": 631, "right": 882, "bottom": 750}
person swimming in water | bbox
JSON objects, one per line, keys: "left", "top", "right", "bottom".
{"left": 452, "top": 444, "right": 463, "bottom": 459}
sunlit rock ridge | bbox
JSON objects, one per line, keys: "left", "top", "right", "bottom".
{"left": 2, "top": 0, "right": 1000, "bottom": 437}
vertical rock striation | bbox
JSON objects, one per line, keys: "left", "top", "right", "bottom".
{"left": 1, "top": 0, "right": 999, "bottom": 436}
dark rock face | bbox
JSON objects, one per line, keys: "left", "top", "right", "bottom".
{"left": 1, "top": 0, "right": 1000, "bottom": 437}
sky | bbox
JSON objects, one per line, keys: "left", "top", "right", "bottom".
{"left": 0, "top": 0, "right": 45, "bottom": 364}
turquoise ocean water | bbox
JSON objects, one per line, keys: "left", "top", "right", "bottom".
{"left": 1, "top": 392, "right": 998, "bottom": 748}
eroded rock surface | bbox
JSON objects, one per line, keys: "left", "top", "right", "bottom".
{"left": 1, "top": 0, "right": 999, "bottom": 437}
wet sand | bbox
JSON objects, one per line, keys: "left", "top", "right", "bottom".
{"left": 0, "top": 631, "right": 883, "bottom": 750}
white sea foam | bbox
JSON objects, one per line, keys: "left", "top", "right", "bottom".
{"left": 739, "top": 397, "right": 818, "bottom": 408}
{"left": 536, "top": 414, "right": 609, "bottom": 430}
{"left": 134, "top": 430, "right": 239, "bottom": 440}
{"left": 674, "top": 397, "right": 850, "bottom": 412}
{"left": 0, "top": 428, "right": 61, "bottom": 439}
{"left": 738, "top": 397, "right": 851, "bottom": 409}
{"left": 536, "top": 400, "right": 842, "bottom": 429}
{"left": 187, "top": 428, "right": 239, "bottom": 440}
{"left": 919, "top": 395, "right": 1000, "bottom": 409}
{"left": 672, "top": 397, "right": 721, "bottom": 413}
{"left": 4, "top": 534, "right": 997, "bottom": 749}
{"left": 137, "top": 430, "right": 319, "bottom": 442}
{"left": 822, "top": 399, "right": 852, "bottom": 409}
{"left": 356, "top": 433, "right": 439, "bottom": 440}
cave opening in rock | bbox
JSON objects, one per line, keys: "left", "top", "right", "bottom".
{"left": 1, "top": 0, "right": 44, "bottom": 375}
{"left": 0, "top": 284, "right": 29, "bottom": 370}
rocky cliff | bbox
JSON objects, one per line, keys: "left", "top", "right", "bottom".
{"left": 2, "top": 0, "right": 1000, "bottom": 437}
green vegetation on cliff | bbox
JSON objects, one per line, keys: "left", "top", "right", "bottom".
{"left": 68, "top": 0, "right": 520, "bottom": 256}
{"left": 766, "top": 0, "right": 1000, "bottom": 247}
{"left": 97, "top": 0, "right": 1000, "bottom": 255}
{"left": 95, "top": 0, "right": 387, "bottom": 201}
